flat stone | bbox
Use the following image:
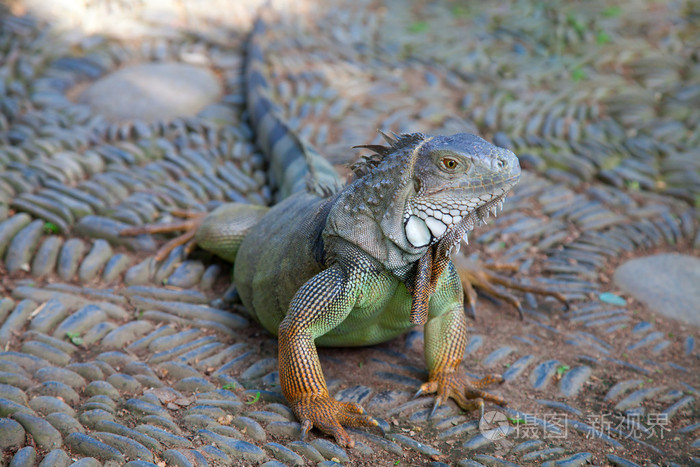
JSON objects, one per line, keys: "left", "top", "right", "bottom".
{"left": 614, "top": 254, "right": 700, "bottom": 327}
{"left": 12, "top": 411, "right": 63, "bottom": 450}
{"left": 0, "top": 417, "right": 26, "bottom": 450}
{"left": 38, "top": 449, "right": 71, "bottom": 467}
{"left": 65, "top": 432, "right": 125, "bottom": 463}
{"left": 10, "top": 446, "right": 36, "bottom": 466}
{"left": 78, "top": 63, "right": 222, "bottom": 123}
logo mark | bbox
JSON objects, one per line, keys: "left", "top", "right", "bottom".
{"left": 479, "top": 411, "right": 510, "bottom": 440}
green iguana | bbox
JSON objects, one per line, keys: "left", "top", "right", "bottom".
{"left": 122, "top": 18, "right": 566, "bottom": 447}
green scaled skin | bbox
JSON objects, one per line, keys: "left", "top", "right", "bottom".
{"left": 200, "top": 132, "right": 521, "bottom": 447}
{"left": 124, "top": 17, "right": 522, "bottom": 448}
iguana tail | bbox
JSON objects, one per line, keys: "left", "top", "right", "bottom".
{"left": 245, "top": 17, "right": 341, "bottom": 203}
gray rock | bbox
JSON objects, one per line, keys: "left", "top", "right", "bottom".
{"left": 45, "top": 412, "right": 85, "bottom": 437}
{"left": 65, "top": 432, "right": 125, "bottom": 463}
{"left": 10, "top": 446, "right": 36, "bottom": 467}
{"left": 79, "top": 63, "right": 222, "bottom": 123}
{"left": 614, "top": 254, "right": 700, "bottom": 327}
{"left": 0, "top": 417, "right": 26, "bottom": 450}
{"left": 12, "top": 411, "right": 63, "bottom": 450}
{"left": 38, "top": 449, "right": 71, "bottom": 467}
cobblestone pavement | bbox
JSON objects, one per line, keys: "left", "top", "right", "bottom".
{"left": 0, "top": 0, "right": 698, "bottom": 465}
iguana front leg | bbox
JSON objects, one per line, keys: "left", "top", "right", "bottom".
{"left": 279, "top": 263, "right": 383, "bottom": 447}
{"left": 420, "top": 263, "right": 507, "bottom": 416}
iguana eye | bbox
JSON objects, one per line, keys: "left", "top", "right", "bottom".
{"left": 441, "top": 157, "right": 459, "bottom": 170}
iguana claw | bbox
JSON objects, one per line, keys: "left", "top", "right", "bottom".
{"left": 454, "top": 255, "right": 569, "bottom": 319}
{"left": 417, "top": 372, "right": 506, "bottom": 418}
{"left": 291, "top": 395, "right": 381, "bottom": 448}
{"left": 120, "top": 210, "right": 206, "bottom": 261}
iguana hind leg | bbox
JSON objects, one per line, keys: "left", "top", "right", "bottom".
{"left": 453, "top": 255, "right": 568, "bottom": 319}
{"left": 120, "top": 203, "right": 268, "bottom": 262}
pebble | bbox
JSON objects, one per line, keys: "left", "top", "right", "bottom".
{"left": 266, "top": 420, "right": 301, "bottom": 438}
{"left": 5, "top": 219, "right": 45, "bottom": 274}
{"left": 558, "top": 366, "right": 591, "bottom": 397}
{"left": 265, "top": 442, "right": 305, "bottom": 466}
{"left": 529, "top": 360, "right": 560, "bottom": 390}
{"left": 0, "top": 214, "right": 32, "bottom": 258}
{"left": 92, "top": 420, "right": 163, "bottom": 453}
{"left": 614, "top": 387, "right": 664, "bottom": 411}
{"left": 9, "top": 446, "right": 36, "bottom": 466}
{"left": 78, "top": 239, "right": 113, "bottom": 282}
{"left": 136, "top": 424, "right": 193, "bottom": 448}
{"left": 0, "top": 417, "right": 26, "bottom": 450}
{"left": 29, "top": 395, "right": 76, "bottom": 416}
{"left": 12, "top": 411, "right": 64, "bottom": 449}
{"left": 44, "top": 412, "right": 85, "bottom": 437}
{"left": 93, "top": 432, "right": 155, "bottom": 462}
{"left": 65, "top": 432, "right": 125, "bottom": 463}
{"left": 56, "top": 238, "right": 87, "bottom": 281}
{"left": 38, "top": 449, "right": 71, "bottom": 467}
{"left": 53, "top": 304, "right": 107, "bottom": 339}
{"left": 197, "top": 429, "right": 266, "bottom": 462}
{"left": 28, "top": 299, "right": 69, "bottom": 334}
{"left": 79, "top": 63, "right": 222, "bottom": 123}
{"left": 29, "top": 381, "right": 80, "bottom": 405}
{"left": 0, "top": 300, "right": 38, "bottom": 344}
{"left": 502, "top": 355, "right": 535, "bottom": 381}
{"left": 614, "top": 254, "right": 700, "bottom": 327}
{"left": 21, "top": 340, "right": 71, "bottom": 366}
{"left": 310, "top": 438, "right": 350, "bottom": 463}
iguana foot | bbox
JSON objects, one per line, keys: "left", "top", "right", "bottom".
{"left": 292, "top": 394, "right": 381, "bottom": 448}
{"left": 416, "top": 371, "right": 506, "bottom": 418}
{"left": 452, "top": 255, "right": 569, "bottom": 319}
{"left": 120, "top": 210, "right": 206, "bottom": 261}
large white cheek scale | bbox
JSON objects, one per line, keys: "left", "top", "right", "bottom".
{"left": 405, "top": 215, "right": 431, "bottom": 247}
{"left": 425, "top": 216, "right": 447, "bottom": 237}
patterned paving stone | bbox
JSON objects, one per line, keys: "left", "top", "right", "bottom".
{"left": 0, "top": 0, "right": 697, "bottom": 465}
{"left": 614, "top": 253, "right": 700, "bottom": 327}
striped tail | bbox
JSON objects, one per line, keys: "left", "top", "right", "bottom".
{"left": 245, "top": 17, "right": 341, "bottom": 203}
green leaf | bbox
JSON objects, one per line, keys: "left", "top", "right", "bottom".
{"left": 358, "top": 361, "right": 364, "bottom": 368}
{"left": 408, "top": 21, "right": 429, "bottom": 33}
{"left": 571, "top": 68, "right": 587, "bottom": 82}
{"left": 222, "top": 383, "right": 237, "bottom": 390}
{"left": 596, "top": 31, "right": 611, "bottom": 44}
{"left": 451, "top": 5, "right": 469, "bottom": 18}
{"left": 504, "top": 363, "right": 511, "bottom": 368}
{"left": 566, "top": 14, "right": 586, "bottom": 33}
{"left": 508, "top": 416, "right": 525, "bottom": 424}
{"left": 625, "top": 180, "right": 640, "bottom": 191}
{"left": 602, "top": 6, "right": 622, "bottom": 18}
{"left": 246, "top": 391, "right": 261, "bottom": 405}
{"left": 44, "top": 222, "right": 59, "bottom": 234}
{"left": 66, "top": 331, "right": 83, "bottom": 345}
{"left": 556, "top": 364, "right": 570, "bottom": 376}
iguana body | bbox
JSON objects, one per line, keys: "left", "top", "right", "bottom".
{"left": 123, "top": 18, "right": 527, "bottom": 446}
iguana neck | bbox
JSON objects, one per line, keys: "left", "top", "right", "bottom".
{"left": 323, "top": 147, "right": 431, "bottom": 275}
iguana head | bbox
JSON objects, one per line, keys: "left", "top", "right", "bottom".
{"left": 399, "top": 133, "right": 520, "bottom": 254}
{"left": 329, "top": 132, "right": 520, "bottom": 272}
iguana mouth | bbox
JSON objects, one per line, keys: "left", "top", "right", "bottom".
{"left": 403, "top": 191, "right": 507, "bottom": 251}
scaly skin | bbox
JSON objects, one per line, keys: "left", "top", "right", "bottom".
{"left": 122, "top": 17, "right": 528, "bottom": 448}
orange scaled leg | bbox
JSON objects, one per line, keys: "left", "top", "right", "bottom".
{"left": 120, "top": 210, "right": 206, "bottom": 261}
{"left": 453, "top": 255, "right": 569, "bottom": 320}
